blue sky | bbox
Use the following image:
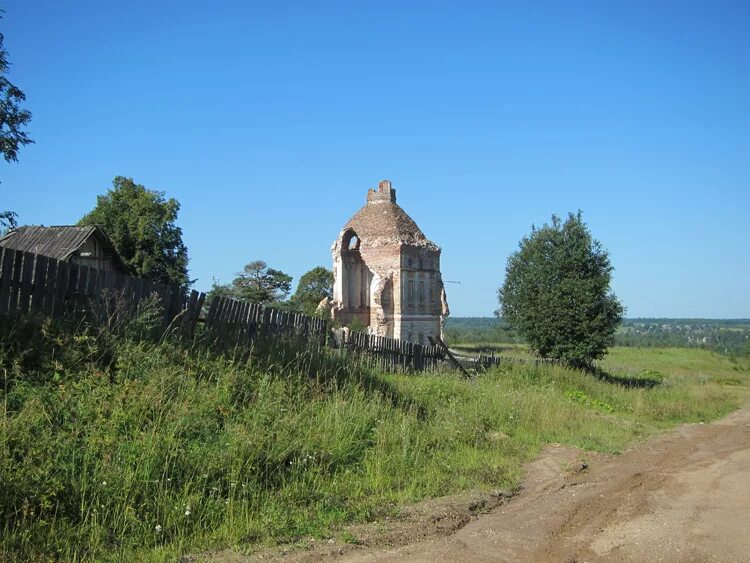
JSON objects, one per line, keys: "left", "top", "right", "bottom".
{"left": 1, "top": 1, "right": 748, "bottom": 317}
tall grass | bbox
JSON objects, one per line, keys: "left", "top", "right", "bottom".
{"left": 1, "top": 309, "right": 747, "bottom": 561}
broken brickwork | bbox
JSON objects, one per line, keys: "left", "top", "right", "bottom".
{"left": 329, "top": 180, "right": 449, "bottom": 344}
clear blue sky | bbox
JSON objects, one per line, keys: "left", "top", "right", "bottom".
{"left": 2, "top": 0, "right": 748, "bottom": 318}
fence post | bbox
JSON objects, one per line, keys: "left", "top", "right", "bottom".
{"left": 0, "top": 248, "right": 15, "bottom": 315}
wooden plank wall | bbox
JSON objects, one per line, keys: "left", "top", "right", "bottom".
{"left": 337, "top": 330, "right": 444, "bottom": 373}
{"left": 0, "top": 248, "right": 445, "bottom": 374}
{"left": 204, "top": 296, "right": 329, "bottom": 349}
{"left": 0, "top": 247, "right": 202, "bottom": 334}
{"left": 203, "top": 295, "right": 446, "bottom": 373}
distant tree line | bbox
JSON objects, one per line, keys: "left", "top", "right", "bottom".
{"left": 615, "top": 319, "right": 750, "bottom": 357}
{"left": 444, "top": 317, "right": 521, "bottom": 345}
{"left": 445, "top": 317, "right": 750, "bottom": 357}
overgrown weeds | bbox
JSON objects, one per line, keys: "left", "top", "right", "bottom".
{"left": 0, "top": 308, "right": 747, "bottom": 561}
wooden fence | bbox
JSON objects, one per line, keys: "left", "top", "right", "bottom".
{"left": 0, "top": 248, "right": 448, "bottom": 373}
{"left": 337, "top": 330, "right": 445, "bottom": 372}
{"left": 0, "top": 246, "right": 199, "bottom": 330}
{"left": 202, "top": 295, "right": 446, "bottom": 373}
{"left": 203, "top": 296, "right": 328, "bottom": 345}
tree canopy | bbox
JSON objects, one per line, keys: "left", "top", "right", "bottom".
{"left": 498, "top": 211, "right": 624, "bottom": 368}
{"left": 1, "top": 16, "right": 34, "bottom": 230}
{"left": 289, "top": 266, "right": 333, "bottom": 315}
{"left": 79, "top": 176, "right": 190, "bottom": 287}
{"left": 209, "top": 260, "right": 292, "bottom": 305}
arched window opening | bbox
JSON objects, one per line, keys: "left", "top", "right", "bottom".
{"left": 342, "top": 229, "right": 361, "bottom": 252}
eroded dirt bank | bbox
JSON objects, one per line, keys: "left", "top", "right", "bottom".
{"left": 231, "top": 402, "right": 750, "bottom": 563}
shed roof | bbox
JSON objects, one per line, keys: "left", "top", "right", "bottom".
{"left": 0, "top": 225, "right": 128, "bottom": 271}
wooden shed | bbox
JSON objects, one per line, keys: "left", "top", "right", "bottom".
{"left": 0, "top": 225, "right": 129, "bottom": 274}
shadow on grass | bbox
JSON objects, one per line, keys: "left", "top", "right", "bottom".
{"left": 590, "top": 366, "right": 663, "bottom": 389}
{"left": 451, "top": 343, "right": 520, "bottom": 355}
{"left": 192, "top": 329, "right": 431, "bottom": 421}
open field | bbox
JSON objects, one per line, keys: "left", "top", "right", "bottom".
{"left": 451, "top": 343, "right": 748, "bottom": 381}
{"left": 600, "top": 346, "right": 748, "bottom": 381}
{"left": 1, "top": 314, "right": 749, "bottom": 561}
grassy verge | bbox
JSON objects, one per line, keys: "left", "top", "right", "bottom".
{"left": 1, "top": 317, "right": 748, "bottom": 561}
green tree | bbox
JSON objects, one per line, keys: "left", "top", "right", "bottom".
{"left": 289, "top": 266, "right": 333, "bottom": 315}
{"left": 79, "top": 176, "right": 190, "bottom": 287}
{"left": 1, "top": 14, "right": 34, "bottom": 230}
{"left": 498, "top": 211, "right": 624, "bottom": 368}
{"left": 209, "top": 260, "right": 292, "bottom": 305}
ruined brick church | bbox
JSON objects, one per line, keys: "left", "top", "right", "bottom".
{"left": 329, "top": 180, "right": 449, "bottom": 343}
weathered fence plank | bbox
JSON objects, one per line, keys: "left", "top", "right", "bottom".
{"left": 18, "top": 251, "right": 35, "bottom": 313}
{"left": 31, "top": 255, "right": 48, "bottom": 313}
{"left": 42, "top": 258, "right": 58, "bottom": 315}
{"left": 7, "top": 249, "right": 24, "bottom": 314}
{"left": 0, "top": 248, "right": 14, "bottom": 315}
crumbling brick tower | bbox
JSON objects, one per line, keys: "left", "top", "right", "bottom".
{"left": 330, "top": 180, "right": 449, "bottom": 343}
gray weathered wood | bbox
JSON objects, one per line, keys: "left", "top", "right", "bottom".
{"left": 0, "top": 248, "right": 14, "bottom": 315}
{"left": 31, "top": 255, "right": 48, "bottom": 313}
{"left": 7, "top": 249, "right": 24, "bottom": 314}
{"left": 42, "top": 258, "right": 58, "bottom": 315}
{"left": 18, "top": 251, "right": 35, "bottom": 313}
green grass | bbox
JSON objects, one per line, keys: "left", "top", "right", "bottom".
{"left": 600, "top": 346, "right": 749, "bottom": 380}
{"left": 450, "top": 342, "right": 531, "bottom": 359}
{"left": 1, "top": 316, "right": 748, "bottom": 561}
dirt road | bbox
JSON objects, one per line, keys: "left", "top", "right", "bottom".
{"left": 335, "top": 404, "right": 750, "bottom": 563}
{"left": 226, "top": 403, "right": 750, "bottom": 563}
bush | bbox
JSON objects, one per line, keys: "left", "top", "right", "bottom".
{"left": 498, "top": 212, "right": 624, "bottom": 368}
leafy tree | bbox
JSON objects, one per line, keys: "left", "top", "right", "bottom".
{"left": 289, "top": 266, "right": 333, "bottom": 315}
{"left": 209, "top": 260, "right": 292, "bottom": 305}
{"left": 346, "top": 317, "right": 368, "bottom": 333}
{"left": 0, "top": 14, "right": 34, "bottom": 229}
{"left": 79, "top": 176, "right": 190, "bottom": 287}
{"left": 498, "top": 211, "right": 624, "bottom": 368}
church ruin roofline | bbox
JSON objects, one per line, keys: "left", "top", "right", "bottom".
{"left": 336, "top": 179, "right": 441, "bottom": 251}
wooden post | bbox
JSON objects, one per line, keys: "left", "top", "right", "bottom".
{"left": 18, "top": 251, "right": 35, "bottom": 314}
{"left": 429, "top": 336, "right": 471, "bottom": 378}
{"left": 7, "top": 249, "right": 24, "bottom": 314}
{"left": 0, "top": 248, "right": 14, "bottom": 315}
{"left": 31, "top": 255, "right": 48, "bottom": 313}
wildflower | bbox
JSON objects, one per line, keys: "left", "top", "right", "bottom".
{"left": 185, "top": 509, "right": 191, "bottom": 516}
{"left": 101, "top": 481, "right": 107, "bottom": 486}
{"left": 155, "top": 524, "right": 163, "bottom": 533}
